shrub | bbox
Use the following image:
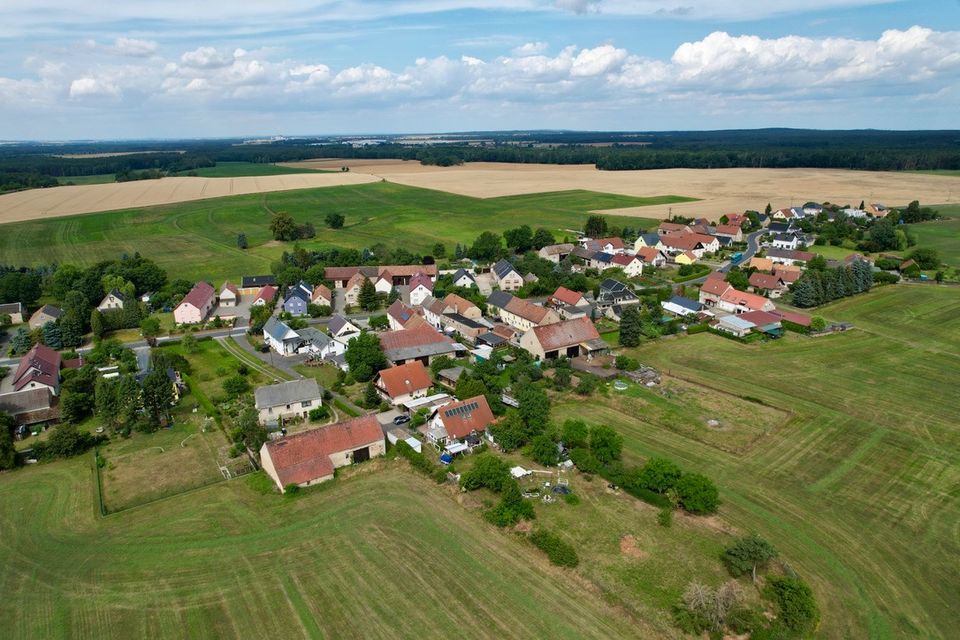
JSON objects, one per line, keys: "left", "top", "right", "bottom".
{"left": 686, "top": 323, "right": 710, "bottom": 335}
{"left": 569, "top": 447, "right": 600, "bottom": 474}
{"left": 765, "top": 576, "right": 819, "bottom": 636}
{"left": 615, "top": 355, "right": 640, "bottom": 371}
{"left": 658, "top": 506, "right": 673, "bottom": 527}
{"left": 563, "top": 493, "right": 580, "bottom": 506}
{"left": 575, "top": 377, "right": 597, "bottom": 396}
{"left": 283, "top": 483, "right": 301, "bottom": 496}
{"left": 675, "top": 473, "right": 720, "bottom": 514}
{"left": 722, "top": 534, "right": 778, "bottom": 580}
{"left": 460, "top": 453, "right": 511, "bottom": 492}
{"left": 530, "top": 529, "right": 579, "bottom": 567}
{"left": 222, "top": 374, "right": 250, "bottom": 397}
{"left": 637, "top": 456, "right": 682, "bottom": 493}
{"left": 308, "top": 406, "right": 330, "bottom": 421}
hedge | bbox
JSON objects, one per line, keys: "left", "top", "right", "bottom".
{"left": 530, "top": 529, "right": 579, "bottom": 567}
{"left": 686, "top": 323, "right": 711, "bottom": 335}
{"left": 394, "top": 440, "right": 447, "bottom": 483}
{"left": 781, "top": 319, "right": 810, "bottom": 335}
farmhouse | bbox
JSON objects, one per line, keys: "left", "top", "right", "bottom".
{"left": 662, "top": 295, "right": 704, "bottom": 317}
{"left": 633, "top": 233, "right": 662, "bottom": 251}
{"left": 491, "top": 259, "right": 524, "bottom": 292}
{"left": 451, "top": 268, "right": 478, "bottom": 288}
{"left": 738, "top": 310, "right": 783, "bottom": 336}
{"left": 173, "top": 281, "right": 215, "bottom": 325}
{"left": 379, "top": 324, "right": 463, "bottom": 365}
{"left": 658, "top": 232, "right": 719, "bottom": 258}
{"left": 251, "top": 284, "right": 278, "bottom": 307}
{"left": 408, "top": 273, "right": 435, "bottom": 306}
{"left": 219, "top": 282, "right": 239, "bottom": 307}
{"left": 610, "top": 253, "right": 644, "bottom": 277}
{"left": 328, "top": 315, "right": 361, "bottom": 340}
{"left": 97, "top": 289, "right": 126, "bottom": 311}
{"left": 0, "top": 386, "right": 57, "bottom": 428}
{"left": 324, "top": 265, "right": 437, "bottom": 289}
{"left": 375, "top": 360, "right": 432, "bottom": 406}
{"left": 12, "top": 343, "right": 62, "bottom": 395}
{"left": 717, "top": 288, "right": 776, "bottom": 314}
{"left": 548, "top": 286, "right": 588, "bottom": 310}
{"left": 282, "top": 281, "right": 312, "bottom": 316}
{"left": 538, "top": 243, "right": 575, "bottom": 263}
{"left": 519, "top": 317, "right": 606, "bottom": 360}
{"left": 595, "top": 279, "right": 639, "bottom": 311}
{"left": 0, "top": 302, "right": 24, "bottom": 324}
{"left": 486, "top": 291, "right": 560, "bottom": 332}
{"left": 766, "top": 248, "right": 816, "bottom": 265}
{"left": 263, "top": 317, "right": 302, "bottom": 355}
{"left": 259, "top": 414, "right": 385, "bottom": 492}
{"left": 657, "top": 222, "right": 688, "bottom": 236}
{"left": 749, "top": 272, "right": 787, "bottom": 298}
{"left": 342, "top": 273, "right": 370, "bottom": 307}
{"left": 254, "top": 378, "right": 322, "bottom": 427}
{"left": 714, "top": 224, "right": 743, "bottom": 242}
{"left": 425, "top": 395, "right": 494, "bottom": 450}
{"left": 635, "top": 246, "right": 668, "bottom": 267}
{"left": 582, "top": 237, "right": 625, "bottom": 254}
{"left": 28, "top": 304, "right": 63, "bottom": 329}
{"left": 239, "top": 275, "right": 277, "bottom": 295}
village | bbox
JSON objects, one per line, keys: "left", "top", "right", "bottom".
{"left": 0, "top": 199, "right": 910, "bottom": 495}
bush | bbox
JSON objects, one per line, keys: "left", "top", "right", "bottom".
{"left": 686, "top": 323, "right": 710, "bottom": 335}
{"left": 394, "top": 440, "right": 445, "bottom": 484}
{"left": 636, "top": 456, "right": 682, "bottom": 493}
{"left": 563, "top": 493, "right": 580, "bottom": 506}
{"left": 675, "top": 472, "right": 720, "bottom": 514}
{"left": 460, "top": 453, "right": 511, "bottom": 492}
{"left": 222, "top": 374, "right": 250, "bottom": 397}
{"left": 765, "top": 576, "right": 819, "bottom": 636}
{"left": 284, "top": 483, "right": 301, "bottom": 496}
{"left": 658, "top": 506, "right": 673, "bottom": 527}
{"left": 615, "top": 355, "right": 640, "bottom": 371}
{"left": 575, "top": 377, "right": 597, "bottom": 396}
{"left": 569, "top": 447, "right": 600, "bottom": 474}
{"left": 530, "top": 529, "right": 579, "bottom": 567}
{"left": 308, "top": 406, "right": 330, "bottom": 421}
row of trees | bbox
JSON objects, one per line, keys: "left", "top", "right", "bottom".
{"left": 791, "top": 259, "right": 873, "bottom": 308}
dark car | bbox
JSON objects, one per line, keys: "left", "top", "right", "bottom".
{"left": 258, "top": 344, "right": 270, "bottom": 353}
{"left": 392, "top": 415, "right": 411, "bottom": 425}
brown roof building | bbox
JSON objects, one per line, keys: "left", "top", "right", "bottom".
{"left": 13, "top": 343, "right": 61, "bottom": 394}
{"left": 519, "top": 317, "right": 606, "bottom": 360}
{"left": 376, "top": 361, "right": 432, "bottom": 404}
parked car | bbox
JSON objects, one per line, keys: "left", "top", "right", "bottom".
{"left": 392, "top": 414, "right": 411, "bottom": 425}
{"left": 258, "top": 344, "right": 270, "bottom": 353}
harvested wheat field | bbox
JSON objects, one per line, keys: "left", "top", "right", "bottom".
{"left": 0, "top": 172, "right": 379, "bottom": 223}
{"left": 285, "top": 159, "right": 960, "bottom": 218}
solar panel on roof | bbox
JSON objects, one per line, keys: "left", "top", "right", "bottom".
{"left": 445, "top": 402, "right": 479, "bottom": 417}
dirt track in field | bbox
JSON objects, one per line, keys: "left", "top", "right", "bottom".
{"left": 284, "top": 159, "right": 960, "bottom": 218}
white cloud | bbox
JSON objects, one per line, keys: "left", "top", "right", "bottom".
{"left": 180, "top": 46, "right": 234, "bottom": 69}
{"left": 513, "top": 41, "right": 549, "bottom": 56}
{"left": 112, "top": 37, "right": 158, "bottom": 57}
{"left": 68, "top": 76, "right": 120, "bottom": 99}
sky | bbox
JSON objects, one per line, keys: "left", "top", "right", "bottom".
{"left": 0, "top": 0, "right": 958, "bottom": 139}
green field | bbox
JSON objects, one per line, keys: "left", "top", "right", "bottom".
{"left": 179, "top": 161, "right": 333, "bottom": 178}
{"left": 0, "top": 182, "right": 684, "bottom": 282}
{"left": 0, "top": 460, "right": 651, "bottom": 639}
{"left": 906, "top": 204, "right": 960, "bottom": 267}
{"left": 56, "top": 173, "right": 116, "bottom": 185}
{"left": 555, "top": 285, "right": 960, "bottom": 638}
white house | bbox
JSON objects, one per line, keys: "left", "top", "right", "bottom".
{"left": 491, "top": 260, "right": 524, "bottom": 292}
{"left": 408, "top": 273, "right": 434, "bottom": 306}
{"left": 97, "top": 289, "right": 126, "bottom": 311}
{"left": 452, "top": 268, "right": 478, "bottom": 288}
{"left": 610, "top": 254, "right": 643, "bottom": 278}
{"left": 254, "top": 378, "right": 322, "bottom": 427}
{"left": 263, "top": 317, "right": 302, "bottom": 355}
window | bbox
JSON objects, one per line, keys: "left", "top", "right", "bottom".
{"left": 301, "top": 400, "right": 312, "bottom": 408}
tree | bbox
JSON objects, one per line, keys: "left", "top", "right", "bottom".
{"left": 907, "top": 247, "right": 940, "bottom": 270}
{"left": 42, "top": 322, "right": 63, "bottom": 349}
{"left": 95, "top": 377, "right": 120, "bottom": 431}
{"left": 344, "top": 331, "right": 387, "bottom": 382}
{"left": 675, "top": 472, "right": 719, "bottom": 514}
{"left": 489, "top": 410, "right": 527, "bottom": 452}
{"left": 90, "top": 309, "right": 105, "bottom": 340}
{"left": 460, "top": 452, "right": 511, "bottom": 491}
{"left": 589, "top": 424, "right": 623, "bottom": 464}
{"left": 504, "top": 225, "right": 534, "bottom": 253}
{"left": 237, "top": 233, "right": 248, "bottom": 249}
{"left": 230, "top": 407, "right": 268, "bottom": 453}
{"left": 637, "top": 456, "right": 682, "bottom": 493}
{"left": 9, "top": 327, "right": 32, "bottom": 355}
{"left": 516, "top": 383, "right": 550, "bottom": 435}
{"left": 532, "top": 227, "right": 555, "bottom": 249}
{"left": 530, "top": 434, "right": 558, "bottom": 466}
{"left": 0, "top": 411, "right": 17, "bottom": 470}
{"left": 561, "top": 419, "right": 589, "bottom": 449}
{"left": 358, "top": 278, "right": 379, "bottom": 311}
{"left": 60, "top": 389, "right": 94, "bottom": 424}
{"left": 810, "top": 316, "right": 827, "bottom": 332}
{"left": 584, "top": 215, "right": 608, "bottom": 238}
{"left": 368, "top": 314, "right": 389, "bottom": 330}
{"left": 270, "top": 211, "right": 298, "bottom": 241}
{"left": 141, "top": 368, "right": 174, "bottom": 429}
{"left": 432, "top": 242, "right": 446, "bottom": 259}
{"left": 619, "top": 305, "right": 642, "bottom": 347}
{"left": 364, "top": 381, "right": 380, "bottom": 408}
{"left": 869, "top": 219, "right": 899, "bottom": 251}
{"left": 181, "top": 334, "right": 199, "bottom": 354}
{"left": 325, "top": 212, "right": 345, "bottom": 229}
{"left": 468, "top": 231, "right": 503, "bottom": 261}
{"left": 722, "top": 534, "right": 778, "bottom": 583}
{"left": 222, "top": 374, "right": 250, "bottom": 398}
{"left": 765, "top": 203, "right": 772, "bottom": 215}
{"left": 140, "top": 315, "right": 161, "bottom": 338}
{"left": 766, "top": 576, "right": 819, "bottom": 636}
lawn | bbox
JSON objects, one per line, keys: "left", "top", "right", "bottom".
{"left": 905, "top": 203, "right": 960, "bottom": 267}
{"left": 179, "top": 161, "right": 333, "bottom": 178}
{"left": 0, "top": 462, "right": 647, "bottom": 639}
{"left": 555, "top": 285, "right": 960, "bottom": 639}
{"left": 57, "top": 173, "right": 116, "bottom": 185}
{"left": 0, "top": 182, "right": 685, "bottom": 282}
{"left": 155, "top": 337, "right": 272, "bottom": 399}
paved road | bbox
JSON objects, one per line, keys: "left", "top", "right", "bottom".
{"left": 681, "top": 229, "right": 764, "bottom": 288}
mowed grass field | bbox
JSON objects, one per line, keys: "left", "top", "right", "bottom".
{"left": 906, "top": 204, "right": 960, "bottom": 267}
{"left": 555, "top": 285, "right": 960, "bottom": 639}
{"left": 0, "top": 182, "right": 681, "bottom": 282}
{"left": 0, "top": 461, "right": 647, "bottom": 640}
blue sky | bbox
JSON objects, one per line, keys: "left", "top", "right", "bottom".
{"left": 0, "top": 0, "right": 958, "bottom": 139}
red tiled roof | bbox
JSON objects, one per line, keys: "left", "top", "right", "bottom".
{"left": 611, "top": 254, "right": 639, "bottom": 267}
{"left": 636, "top": 247, "right": 664, "bottom": 264}
{"left": 13, "top": 343, "right": 61, "bottom": 392}
{"left": 776, "top": 270, "right": 801, "bottom": 284}
{"left": 325, "top": 265, "right": 438, "bottom": 281}
{"left": 715, "top": 224, "right": 741, "bottom": 236}
{"left": 387, "top": 300, "right": 424, "bottom": 328}
{"left": 504, "top": 296, "right": 553, "bottom": 324}
{"left": 749, "top": 272, "right": 785, "bottom": 290}
{"left": 531, "top": 317, "right": 600, "bottom": 351}
{"left": 176, "top": 281, "right": 215, "bottom": 312}
{"left": 771, "top": 309, "right": 811, "bottom": 327}
{"left": 700, "top": 274, "right": 731, "bottom": 297}
{"left": 492, "top": 324, "right": 517, "bottom": 339}
{"left": 263, "top": 415, "right": 383, "bottom": 487}
{"left": 660, "top": 232, "right": 714, "bottom": 251}
{"left": 585, "top": 237, "right": 625, "bottom": 251}
{"left": 254, "top": 285, "right": 278, "bottom": 303}
{"left": 409, "top": 273, "right": 434, "bottom": 291}
{"left": 377, "top": 361, "right": 432, "bottom": 398}
{"left": 379, "top": 324, "right": 453, "bottom": 352}
{"left": 437, "top": 395, "right": 494, "bottom": 440}
{"left": 311, "top": 284, "right": 332, "bottom": 304}
{"left": 738, "top": 310, "right": 781, "bottom": 326}
{"left": 719, "top": 288, "right": 772, "bottom": 311}
{"left": 658, "top": 222, "right": 688, "bottom": 233}
{"left": 550, "top": 286, "right": 587, "bottom": 307}
{"left": 442, "top": 293, "right": 477, "bottom": 315}
{"left": 220, "top": 281, "right": 239, "bottom": 296}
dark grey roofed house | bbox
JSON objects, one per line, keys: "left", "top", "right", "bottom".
{"left": 476, "top": 332, "right": 508, "bottom": 348}
{"left": 254, "top": 379, "right": 322, "bottom": 410}
{"left": 638, "top": 232, "right": 660, "bottom": 247}
{"left": 443, "top": 313, "right": 485, "bottom": 329}
{"left": 592, "top": 252, "right": 614, "bottom": 264}
{"left": 768, "top": 222, "right": 791, "bottom": 234}
{"left": 492, "top": 259, "right": 519, "bottom": 280}
{"left": 328, "top": 314, "right": 359, "bottom": 337}
{"left": 452, "top": 268, "right": 477, "bottom": 286}
{"left": 486, "top": 290, "right": 513, "bottom": 310}
{"left": 717, "top": 236, "right": 732, "bottom": 247}
{"left": 664, "top": 295, "right": 703, "bottom": 316}
{"left": 241, "top": 275, "right": 277, "bottom": 288}
{"left": 596, "top": 278, "right": 638, "bottom": 307}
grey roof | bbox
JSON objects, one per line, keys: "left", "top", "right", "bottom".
{"left": 600, "top": 278, "right": 629, "bottom": 294}
{"left": 719, "top": 315, "right": 755, "bottom": 331}
{"left": 667, "top": 296, "right": 702, "bottom": 312}
{"left": 264, "top": 317, "right": 297, "bottom": 343}
{"left": 327, "top": 314, "right": 356, "bottom": 335}
{"left": 0, "top": 302, "right": 22, "bottom": 314}
{"left": 638, "top": 233, "right": 660, "bottom": 247}
{"left": 486, "top": 290, "right": 513, "bottom": 309}
{"left": 285, "top": 286, "right": 310, "bottom": 303}
{"left": 384, "top": 341, "right": 463, "bottom": 363}
{"left": 452, "top": 268, "right": 476, "bottom": 283}
{"left": 717, "top": 236, "right": 732, "bottom": 246}
{"left": 438, "top": 366, "right": 464, "bottom": 382}
{"left": 107, "top": 288, "right": 127, "bottom": 301}
{"left": 37, "top": 304, "right": 63, "bottom": 318}
{"left": 241, "top": 275, "right": 276, "bottom": 288}
{"left": 297, "top": 327, "right": 332, "bottom": 347}
{"left": 254, "top": 379, "right": 322, "bottom": 409}
{"left": 444, "top": 312, "right": 485, "bottom": 329}
{"left": 0, "top": 387, "right": 52, "bottom": 415}
{"left": 492, "top": 259, "right": 519, "bottom": 280}
{"left": 477, "top": 332, "right": 507, "bottom": 347}
{"left": 592, "top": 252, "right": 614, "bottom": 263}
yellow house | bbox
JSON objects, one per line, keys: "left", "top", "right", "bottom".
{"left": 674, "top": 250, "right": 697, "bottom": 265}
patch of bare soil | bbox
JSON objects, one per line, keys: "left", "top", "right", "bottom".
{"left": 620, "top": 534, "right": 649, "bottom": 560}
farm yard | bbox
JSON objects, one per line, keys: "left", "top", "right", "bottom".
{"left": 0, "top": 182, "right": 670, "bottom": 282}
{"left": 553, "top": 285, "right": 960, "bottom": 639}
{"left": 0, "top": 461, "right": 648, "bottom": 640}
